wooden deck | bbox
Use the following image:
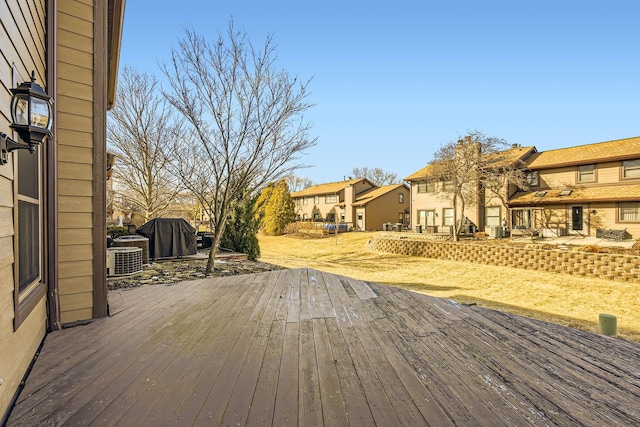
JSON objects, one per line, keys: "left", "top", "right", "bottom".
{"left": 7, "top": 268, "right": 640, "bottom": 426}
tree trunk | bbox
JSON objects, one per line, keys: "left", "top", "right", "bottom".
{"left": 206, "top": 223, "right": 225, "bottom": 273}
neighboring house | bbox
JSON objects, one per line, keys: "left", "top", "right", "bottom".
{"left": 0, "top": 0, "right": 125, "bottom": 419}
{"left": 405, "top": 145, "right": 536, "bottom": 234}
{"left": 291, "top": 178, "right": 410, "bottom": 230}
{"left": 509, "top": 136, "right": 640, "bottom": 239}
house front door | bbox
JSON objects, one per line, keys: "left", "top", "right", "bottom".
{"left": 571, "top": 206, "right": 583, "bottom": 231}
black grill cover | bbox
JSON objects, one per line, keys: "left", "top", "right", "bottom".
{"left": 136, "top": 218, "right": 197, "bottom": 259}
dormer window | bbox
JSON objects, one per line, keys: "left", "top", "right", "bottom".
{"left": 526, "top": 171, "right": 539, "bottom": 187}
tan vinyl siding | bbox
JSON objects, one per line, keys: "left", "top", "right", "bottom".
{"left": 58, "top": 211, "right": 93, "bottom": 228}
{"left": 538, "top": 167, "right": 574, "bottom": 188}
{"left": 56, "top": 0, "right": 95, "bottom": 324}
{"left": 0, "top": 0, "right": 48, "bottom": 416}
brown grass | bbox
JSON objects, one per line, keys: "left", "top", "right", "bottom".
{"left": 258, "top": 231, "right": 640, "bottom": 342}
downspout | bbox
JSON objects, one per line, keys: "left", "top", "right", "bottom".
{"left": 46, "top": 0, "right": 61, "bottom": 331}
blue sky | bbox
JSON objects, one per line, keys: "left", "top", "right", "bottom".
{"left": 119, "top": 1, "right": 640, "bottom": 185}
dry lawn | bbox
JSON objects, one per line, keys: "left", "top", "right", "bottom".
{"left": 258, "top": 231, "right": 640, "bottom": 342}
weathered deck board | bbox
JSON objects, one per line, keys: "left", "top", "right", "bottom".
{"left": 7, "top": 268, "right": 640, "bottom": 426}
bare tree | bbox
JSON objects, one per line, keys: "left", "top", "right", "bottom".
{"left": 429, "top": 130, "right": 509, "bottom": 241}
{"left": 284, "top": 174, "right": 313, "bottom": 192}
{"left": 107, "top": 67, "right": 183, "bottom": 223}
{"left": 162, "top": 23, "right": 317, "bottom": 272}
{"left": 351, "top": 166, "right": 398, "bottom": 186}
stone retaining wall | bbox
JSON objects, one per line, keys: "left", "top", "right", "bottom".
{"left": 371, "top": 234, "right": 640, "bottom": 283}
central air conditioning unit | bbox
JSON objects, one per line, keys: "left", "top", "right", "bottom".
{"left": 489, "top": 226, "right": 505, "bottom": 239}
{"left": 107, "top": 247, "right": 143, "bottom": 277}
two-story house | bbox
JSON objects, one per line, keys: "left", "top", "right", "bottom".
{"left": 405, "top": 145, "right": 536, "bottom": 234}
{"left": 291, "top": 178, "right": 410, "bottom": 230}
{"left": 509, "top": 136, "right": 640, "bottom": 238}
{"left": 0, "top": 1, "right": 125, "bottom": 419}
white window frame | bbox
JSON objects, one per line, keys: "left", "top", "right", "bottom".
{"left": 485, "top": 206, "right": 501, "bottom": 227}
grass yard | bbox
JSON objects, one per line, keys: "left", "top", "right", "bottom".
{"left": 258, "top": 231, "right": 640, "bottom": 342}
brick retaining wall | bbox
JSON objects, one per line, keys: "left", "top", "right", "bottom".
{"left": 371, "top": 234, "right": 640, "bottom": 283}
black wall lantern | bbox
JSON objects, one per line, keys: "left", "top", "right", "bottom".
{"left": 1, "top": 71, "right": 53, "bottom": 164}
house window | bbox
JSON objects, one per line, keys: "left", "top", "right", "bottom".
{"left": 14, "top": 148, "right": 45, "bottom": 329}
{"left": 327, "top": 213, "right": 336, "bottom": 222}
{"left": 619, "top": 202, "right": 639, "bottom": 222}
{"left": 398, "top": 193, "right": 404, "bottom": 203}
{"left": 442, "top": 181, "right": 454, "bottom": 192}
{"left": 295, "top": 198, "right": 301, "bottom": 206}
{"left": 417, "top": 210, "right": 436, "bottom": 227}
{"left": 303, "top": 214, "right": 308, "bottom": 220}
{"left": 303, "top": 197, "right": 308, "bottom": 205}
{"left": 313, "top": 213, "right": 321, "bottom": 220}
{"left": 443, "top": 208, "right": 454, "bottom": 226}
{"left": 622, "top": 160, "right": 640, "bottom": 179}
{"left": 417, "top": 180, "right": 427, "bottom": 193}
{"left": 526, "top": 171, "right": 539, "bottom": 187}
{"left": 314, "top": 196, "right": 319, "bottom": 204}
{"left": 398, "top": 212, "right": 403, "bottom": 222}
{"left": 485, "top": 206, "right": 501, "bottom": 226}
{"left": 340, "top": 213, "right": 345, "bottom": 221}
{"left": 577, "top": 165, "right": 595, "bottom": 183}
{"left": 325, "top": 194, "right": 337, "bottom": 204}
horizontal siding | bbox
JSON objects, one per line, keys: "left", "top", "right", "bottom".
{"left": 57, "top": 82, "right": 93, "bottom": 106}
{"left": 59, "top": 227, "right": 92, "bottom": 245}
{"left": 0, "top": 0, "right": 48, "bottom": 417}
{"left": 0, "top": 297, "right": 46, "bottom": 416}
{"left": 57, "top": 11, "right": 93, "bottom": 37}
{"left": 57, "top": 61, "right": 92, "bottom": 85}
{"left": 56, "top": 128, "right": 93, "bottom": 148}
{"left": 60, "top": 307, "right": 93, "bottom": 324}
{"left": 58, "top": 195, "right": 93, "bottom": 213}
{"left": 0, "top": 176, "right": 13, "bottom": 206}
{"left": 0, "top": 236, "right": 14, "bottom": 273}
{"left": 58, "top": 145, "right": 93, "bottom": 164}
{"left": 0, "top": 207, "right": 14, "bottom": 238}
{"left": 0, "top": 1, "right": 46, "bottom": 82}
{"left": 58, "top": 161, "right": 92, "bottom": 180}
{"left": 58, "top": 212, "right": 93, "bottom": 228}
{"left": 58, "top": 0, "right": 93, "bottom": 22}
{"left": 56, "top": 94, "right": 93, "bottom": 117}
{"left": 57, "top": 44, "right": 92, "bottom": 69}
{"left": 59, "top": 291, "right": 93, "bottom": 310}
{"left": 58, "top": 243, "right": 93, "bottom": 262}
{"left": 597, "top": 162, "right": 622, "bottom": 184}
{"left": 58, "top": 28, "right": 92, "bottom": 54}
{"left": 58, "top": 260, "right": 93, "bottom": 279}
{"left": 539, "top": 167, "right": 574, "bottom": 188}
{"left": 58, "top": 178, "right": 93, "bottom": 197}
{"left": 57, "top": 275, "right": 93, "bottom": 294}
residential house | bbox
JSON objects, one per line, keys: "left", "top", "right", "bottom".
{"left": 509, "top": 136, "right": 640, "bottom": 238}
{"left": 405, "top": 145, "right": 536, "bottom": 234}
{"left": 291, "top": 178, "right": 410, "bottom": 230}
{"left": 0, "top": 0, "right": 125, "bottom": 419}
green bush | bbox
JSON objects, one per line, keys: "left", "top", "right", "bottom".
{"left": 107, "top": 226, "right": 131, "bottom": 239}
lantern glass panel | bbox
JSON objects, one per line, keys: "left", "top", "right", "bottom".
{"left": 31, "top": 97, "right": 50, "bottom": 128}
{"left": 12, "top": 95, "right": 29, "bottom": 125}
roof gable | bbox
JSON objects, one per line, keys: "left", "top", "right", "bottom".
{"left": 291, "top": 178, "right": 369, "bottom": 197}
{"left": 352, "top": 184, "right": 408, "bottom": 206}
